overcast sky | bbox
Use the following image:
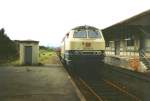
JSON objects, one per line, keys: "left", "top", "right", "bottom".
{"left": 0, "top": 0, "right": 149, "bottom": 46}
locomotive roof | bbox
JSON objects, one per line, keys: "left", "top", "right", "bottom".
{"left": 72, "top": 25, "right": 99, "bottom": 30}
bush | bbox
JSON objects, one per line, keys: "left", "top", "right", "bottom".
{"left": 0, "top": 28, "right": 18, "bottom": 63}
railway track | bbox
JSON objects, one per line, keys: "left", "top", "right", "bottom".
{"left": 65, "top": 64, "right": 141, "bottom": 101}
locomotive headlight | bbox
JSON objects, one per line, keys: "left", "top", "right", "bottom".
{"left": 74, "top": 51, "right": 80, "bottom": 55}
{"left": 68, "top": 50, "right": 80, "bottom": 55}
{"left": 98, "top": 51, "right": 102, "bottom": 55}
{"left": 94, "top": 51, "right": 101, "bottom": 55}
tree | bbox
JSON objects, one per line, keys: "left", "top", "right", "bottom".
{"left": 0, "top": 28, "right": 18, "bottom": 60}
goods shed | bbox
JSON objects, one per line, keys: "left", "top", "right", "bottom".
{"left": 102, "top": 9, "right": 150, "bottom": 72}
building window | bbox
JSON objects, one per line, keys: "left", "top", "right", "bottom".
{"left": 125, "top": 33, "right": 135, "bottom": 46}
{"left": 106, "top": 41, "right": 109, "bottom": 47}
{"left": 109, "top": 41, "right": 114, "bottom": 47}
{"left": 127, "top": 39, "right": 134, "bottom": 46}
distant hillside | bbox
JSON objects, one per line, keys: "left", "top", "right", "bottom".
{"left": 0, "top": 28, "right": 18, "bottom": 63}
{"left": 39, "top": 46, "right": 54, "bottom": 52}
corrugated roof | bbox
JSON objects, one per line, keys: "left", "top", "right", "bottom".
{"left": 103, "top": 9, "right": 150, "bottom": 30}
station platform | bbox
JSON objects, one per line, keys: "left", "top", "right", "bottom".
{"left": 0, "top": 65, "right": 85, "bottom": 101}
{"left": 104, "top": 55, "right": 148, "bottom": 72}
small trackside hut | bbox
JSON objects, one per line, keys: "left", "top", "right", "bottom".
{"left": 19, "top": 40, "right": 39, "bottom": 65}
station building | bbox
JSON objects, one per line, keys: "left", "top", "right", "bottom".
{"left": 102, "top": 9, "right": 150, "bottom": 72}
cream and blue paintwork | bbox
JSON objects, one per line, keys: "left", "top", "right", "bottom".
{"left": 60, "top": 25, "right": 105, "bottom": 65}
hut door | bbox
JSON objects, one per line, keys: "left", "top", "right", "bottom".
{"left": 24, "top": 46, "right": 32, "bottom": 65}
{"left": 115, "top": 41, "right": 120, "bottom": 55}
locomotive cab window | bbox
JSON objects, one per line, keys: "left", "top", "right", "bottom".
{"left": 88, "top": 30, "right": 101, "bottom": 38}
{"left": 73, "top": 30, "right": 87, "bottom": 38}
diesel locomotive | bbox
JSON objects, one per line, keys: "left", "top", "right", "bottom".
{"left": 60, "top": 25, "right": 105, "bottom": 66}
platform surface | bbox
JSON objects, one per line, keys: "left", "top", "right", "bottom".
{"left": 0, "top": 65, "right": 82, "bottom": 101}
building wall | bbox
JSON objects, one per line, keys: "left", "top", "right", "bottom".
{"left": 105, "top": 34, "right": 140, "bottom": 57}
{"left": 144, "top": 39, "right": 150, "bottom": 52}
{"left": 19, "top": 43, "right": 39, "bottom": 65}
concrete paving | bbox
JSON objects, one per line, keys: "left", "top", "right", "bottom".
{"left": 0, "top": 65, "right": 82, "bottom": 101}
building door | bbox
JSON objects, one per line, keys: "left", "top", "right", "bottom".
{"left": 115, "top": 41, "right": 120, "bottom": 55}
{"left": 24, "top": 46, "right": 32, "bottom": 65}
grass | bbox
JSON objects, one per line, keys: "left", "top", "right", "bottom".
{"left": 0, "top": 49, "right": 56, "bottom": 66}
{"left": 0, "top": 56, "right": 19, "bottom": 66}
{"left": 39, "top": 49, "right": 56, "bottom": 64}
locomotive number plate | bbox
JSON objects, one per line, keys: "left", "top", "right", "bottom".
{"left": 83, "top": 42, "right": 93, "bottom": 49}
{"left": 85, "top": 42, "right": 91, "bottom": 47}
